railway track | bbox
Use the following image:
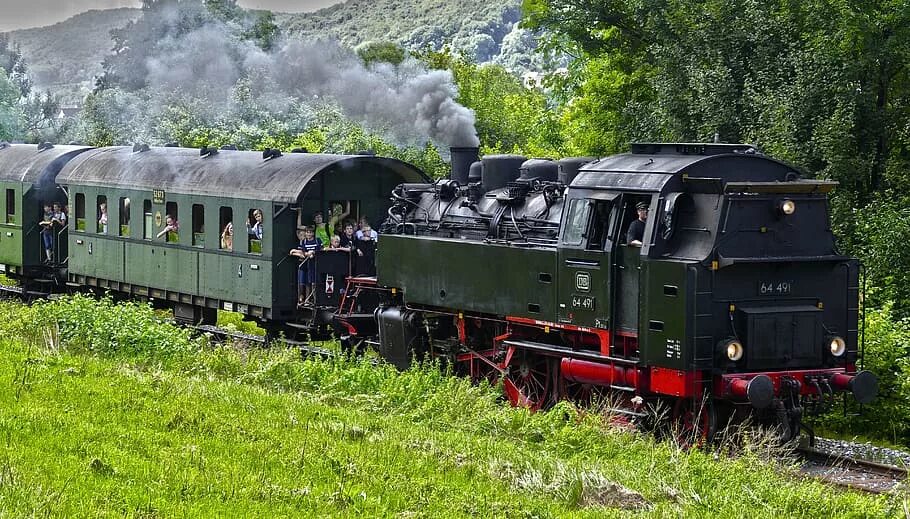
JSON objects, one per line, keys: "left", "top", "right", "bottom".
{"left": 797, "top": 446, "right": 908, "bottom": 494}
{"left": 189, "top": 324, "right": 340, "bottom": 360}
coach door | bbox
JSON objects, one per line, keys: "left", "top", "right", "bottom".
{"left": 557, "top": 192, "right": 617, "bottom": 329}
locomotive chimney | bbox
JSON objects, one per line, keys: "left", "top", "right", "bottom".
{"left": 450, "top": 147, "right": 479, "bottom": 186}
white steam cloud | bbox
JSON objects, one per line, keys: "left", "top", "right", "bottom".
{"left": 130, "top": 21, "right": 479, "bottom": 148}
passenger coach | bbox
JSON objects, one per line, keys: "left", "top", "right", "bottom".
{"left": 57, "top": 145, "right": 427, "bottom": 335}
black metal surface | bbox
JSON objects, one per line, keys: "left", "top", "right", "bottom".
{"left": 481, "top": 154, "right": 526, "bottom": 193}
{"left": 450, "top": 147, "right": 479, "bottom": 186}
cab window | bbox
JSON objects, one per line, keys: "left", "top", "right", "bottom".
{"left": 562, "top": 198, "right": 590, "bottom": 246}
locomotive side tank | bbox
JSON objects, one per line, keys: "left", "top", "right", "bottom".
{"left": 373, "top": 143, "right": 876, "bottom": 440}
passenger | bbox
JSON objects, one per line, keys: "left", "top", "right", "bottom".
{"left": 98, "top": 202, "right": 108, "bottom": 233}
{"left": 338, "top": 222, "right": 356, "bottom": 252}
{"left": 289, "top": 226, "right": 322, "bottom": 306}
{"left": 220, "top": 222, "right": 234, "bottom": 251}
{"left": 39, "top": 203, "right": 54, "bottom": 262}
{"left": 325, "top": 234, "right": 343, "bottom": 251}
{"left": 355, "top": 219, "right": 378, "bottom": 241}
{"left": 52, "top": 202, "right": 67, "bottom": 229}
{"left": 247, "top": 209, "right": 263, "bottom": 240}
{"left": 156, "top": 214, "right": 179, "bottom": 240}
{"left": 354, "top": 220, "right": 378, "bottom": 276}
{"left": 328, "top": 201, "right": 351, "bottom": 235}
{"left": 312, "top": 211, "right": 330, "bottom": 245}
{"left": 626, "top": 202, "right": 649, "bottom": 247}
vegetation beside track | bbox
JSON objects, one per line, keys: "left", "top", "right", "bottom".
{"left": 0, "top": 296, "right": 902, "bottom": 516}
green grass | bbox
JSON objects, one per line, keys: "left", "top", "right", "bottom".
{"left": 0, "top": 296, "right": 902, "bottom": 517}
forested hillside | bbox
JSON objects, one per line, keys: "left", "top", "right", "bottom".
{"left": 4, "top": 0, "right": 538, "bottom": 104}
{"left": 4, "top": 8, "right": 139, "bottom": 102}
{"left": 277, "top": 0, "right": 538, "bottom": 68}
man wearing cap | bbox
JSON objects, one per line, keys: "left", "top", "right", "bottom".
{"left": 626, "top": 201, "right": 649, "bottom": 246}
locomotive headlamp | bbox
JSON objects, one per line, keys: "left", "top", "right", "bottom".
{"left": 780, "top": 199, "right": 796, "bottom": 215}
{"left": 828, "top": 336, "right": 846, "bottom": 357}
{"left": 725, "top": 339, "right": 744, "bottom": 362}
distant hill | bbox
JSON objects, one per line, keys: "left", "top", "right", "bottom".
{"left": 5, "top": 8, "right": 139, "bottom": 103}
{"left": 277, "top": 0, "right": 528, "bottom": 64}
{"left": 4, "top": 1, "right": 538, "bottom": 104}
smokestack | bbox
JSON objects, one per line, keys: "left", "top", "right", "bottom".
{"left": 450, "top": 147, "right": 479, "bottom": 186}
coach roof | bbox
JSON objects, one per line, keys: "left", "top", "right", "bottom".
{"left": 57, "top": 146, "right": 429, "bottom": 203}
{"left": 0, "top": 144, "right": 92, "bottom": 185}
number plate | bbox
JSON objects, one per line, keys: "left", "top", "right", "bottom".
{"left": 758, "top": 281, "right": 793, "bottom": 296}
{"left": 572, "top": 295, "right": 595, "bottom": 310}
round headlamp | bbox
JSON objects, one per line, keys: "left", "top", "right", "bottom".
{"left": 828, "top": 336, "right": 846, "bottom": 357}
{"left": 780, "top": 199, "right": 796, "bottom": 215}
{"left": 725, "top": 339, "right": 744, "bottom": 362}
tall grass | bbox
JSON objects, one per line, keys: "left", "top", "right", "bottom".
{"left": 0, "top": 296, "right": 903, "bottom": 516}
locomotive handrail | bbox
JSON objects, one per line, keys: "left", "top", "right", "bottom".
{"left": 724, "top": 180, "right": 838, "bottom": 194}
{"left": 716, "top": 254, "right": 851, "bottom": 268}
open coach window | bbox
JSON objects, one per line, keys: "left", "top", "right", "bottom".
{"left": 192, "top": 204, "right": 204, "bottom": 247}
{"left": 143, "top": 200, "right": 152, "bottom": 240}
{"left": 119, "top": 197, "right": 130, "bottom": 237}
{"left": 164, "top": 201, "right": 178, "bottom": 243}
{"left": 96, "top": 195, "right": 107, "bottom": 233}
{"left": 248, "top": 208, "right": 263, "bottom": 254}
{"left": 5, "top": 189, "right": 14, "bottom": 224}
{"left": 219, "top": 207, "right": 233, "bottom": 251}
{"left": 74, "top": 193, "right": 85, "bottom": 231}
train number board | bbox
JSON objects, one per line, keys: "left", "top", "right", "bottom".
{"left": 759, "top": 281, "right": 793, "bottom": 296}
{"left": 152, "top": 190, "right": 165, "bottom": 204}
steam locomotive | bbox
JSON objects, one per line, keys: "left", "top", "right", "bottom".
{"left": 0, "top": 141, "right": 877, "bottom": 441}
{"left": 355, "top": 143, "right": 878, "bottom": 441}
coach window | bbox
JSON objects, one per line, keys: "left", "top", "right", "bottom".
{"left": 562, "top": 198, "right": 590, "bottom": 246}
{"left": 74, "top": 193, "right": 85, "bottom": 231}
{"left": 119, "top": 197, "right": 131, "bottom": 237}
{"left": 143, "top": 200, "right": 152, "bottom": 240}
{"left": 219, "top": 207, "right": 233, "bottom": 251}
{"left": 248, "top": 208, "right": 263, "bottom": 254}
{"left": 192, "top": 204, "right": 204, "bottom": 247}
{"left": 164, "top": 201, "right": 179, "bottom": 243}
{"left": 95, "top": 195, "right": 107, "bottom": 233}
{"left": 5, "top": 189, "right": 14, "bottom": 224}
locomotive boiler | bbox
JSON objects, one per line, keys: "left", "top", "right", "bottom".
{"left": 361, "top": 143, "right": 877, "bottom": 441}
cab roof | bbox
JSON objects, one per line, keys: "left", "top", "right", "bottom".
{"left": 57, "top": 146, "right": 429, "bottom": 203}
{"left": 571, "top": 143, "right": 803, "bottom": 192}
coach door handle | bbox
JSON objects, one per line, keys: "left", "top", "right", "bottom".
{"left": 238, "top": 264, "right": 243, "bottom": 278}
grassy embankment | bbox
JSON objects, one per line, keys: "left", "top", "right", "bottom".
{"left": 0, "top": 295, "right": 903, "bottom": 517}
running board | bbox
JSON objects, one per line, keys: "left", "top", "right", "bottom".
{"left": 501, "top": 339, "right": 638, "bottom": 365}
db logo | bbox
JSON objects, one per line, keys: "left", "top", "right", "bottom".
{"left": 575, "top": 271, "right": 591, "bottom": 292}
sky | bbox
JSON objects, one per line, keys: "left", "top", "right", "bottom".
{"left": 0, "top": 0, "right": 340, "bottom": 32}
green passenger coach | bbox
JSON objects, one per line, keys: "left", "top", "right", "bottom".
{"left": 56, "top": 146, "right": 426, "bottom": 330}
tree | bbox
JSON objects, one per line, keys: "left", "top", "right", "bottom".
{"left": 0, "top": 68, "right": 23, "bottom": 140}
{"left": 420, "top": 48, "right": 564, "bottom": 156}
{"left": 356, "top": 42, "right": 407, "bottom": 66}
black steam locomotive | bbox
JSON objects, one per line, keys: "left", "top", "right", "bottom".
{"left": 334, "top": 143, "right": 877, "bottom": 441}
